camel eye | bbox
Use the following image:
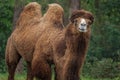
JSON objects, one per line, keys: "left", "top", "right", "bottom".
{"left": 74, "top": 19, "right": 78, "bottom": 26}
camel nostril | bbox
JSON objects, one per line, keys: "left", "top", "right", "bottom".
{"left": 81, "top": 24, "right": 86, "bottom": 26}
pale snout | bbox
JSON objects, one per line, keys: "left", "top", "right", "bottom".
{"left": 78, "top": 18, "right": 87, "bottom": 32}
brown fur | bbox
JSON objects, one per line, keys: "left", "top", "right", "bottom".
{"left": 31, "top": 3, "right": 64, "bottom": 80}
{"left": 70, "top": 10, "right": 94, "bottom": 24}
{"left": 6, "top": 2, "right": 93, "bottom": 80}
{"left": 5, "top": 2, "right": 42, "bottom": 80}
{"left": 5, "top": 2, "right": 64, "bottom": 80}
{"left": 61, "top": 10, "right": 94, "bottom": 80}
{"left": 16, "top": 2, "right": 42, "bottom": 30}
{"left": 32, "top": 10, "right": 94, "bottom": 80}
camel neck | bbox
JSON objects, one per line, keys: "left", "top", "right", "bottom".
{"left": 62, "top": 23, "right": 90, "bottom": 80}
{"left": 65, "top": 23, "right": 90, "bottom": 55}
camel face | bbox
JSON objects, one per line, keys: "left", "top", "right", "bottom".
{"left": 74, "top": 18, "right": 91, "bottom": 32}
{"left": 78, "top": 18, "right": 87, "bottom": 32}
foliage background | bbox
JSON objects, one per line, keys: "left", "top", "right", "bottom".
{"left": 0, "top": 0, "right": 120, "bottom": 79}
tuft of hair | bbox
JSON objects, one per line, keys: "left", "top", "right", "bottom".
{"left": 43, "top": 3, "right": 64, "bottom": 22}
{"left": 70, "top": 10, "right": 94, "bottom": 25}
{"left": 16, "top": 2, "right": 42, "bottom": 28}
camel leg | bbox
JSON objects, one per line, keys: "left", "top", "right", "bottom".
{"left": 54, "top": 65, "right": 63, "bottom": 80}
{"left": 32, "top": 55, "right": 51, "bottom": 80}
{"left": 54, "top": 67, "right": 58, "bottom": 80}
{"left": 5, "top": 42, "right": 21, "bottom": 80}
{"left": 26, "top": 62, "right": 33, "bottom": 80}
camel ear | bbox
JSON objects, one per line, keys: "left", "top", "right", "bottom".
{"left": 85, "top": 13, "right": 94, "bottom": 25}
{"left": 69, "top": 17, "right": 77, "bottom": 23}
{"left": 69, "top": 16, "right": 74, "bottom": 23}
{"left": 69, "top": 12, "right": 77, "bottom": 23}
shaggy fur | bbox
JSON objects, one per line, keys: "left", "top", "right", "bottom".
{"left": 32, "top": 9, "right": 94, "bottom": 80}
{"left": 31, "top": 3, "right": 64, "bottom": 80}
{"left": 5, "top": 2, "right": 64, "bottom": 80}
{"left": 62, "top": 10, "right": 94, "bottom": 80}
{"left": 70, "top": 9, "right": 94, "bottom": 24}
{"left": 5, "top": 2, "right": 42, "bottom": 80}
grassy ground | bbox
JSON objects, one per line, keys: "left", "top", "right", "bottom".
{"left": 0, "top": 73, "right": 119, "bottom": 80}
{"left": 0, "top": 73, "right": 26, "bottom": 80}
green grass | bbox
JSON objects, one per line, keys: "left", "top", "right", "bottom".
{"left": 0, "top": 73, "right": 26, "bottom": 80}
{"left": 81, "top": 76, "right": 120, "bottom": 80}
{"left": 0, "top": 73, "right": 119, "bottom": 80}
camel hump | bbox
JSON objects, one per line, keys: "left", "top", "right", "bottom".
{"left": 42, "top": 3, "right": 64, "bottom": 28}
{"left": 16, "top": 2, "right": 42, "bottom": 28}
{"left": 47, "top": 3, "right": 64, "bottom": 17}
{"left": 48, "top": 3, "right": 63, "bottom": 11}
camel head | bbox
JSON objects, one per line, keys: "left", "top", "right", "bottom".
{"left": 70, "top": 10, "right": 94, "bottom": 33}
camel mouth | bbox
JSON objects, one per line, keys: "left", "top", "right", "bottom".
{"left": 79, "top": 29, "right": 87, "bottom": 32}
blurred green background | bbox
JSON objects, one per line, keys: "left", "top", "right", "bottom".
{"left": 0, "top": 0, "right": 120, "bottom": 80}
